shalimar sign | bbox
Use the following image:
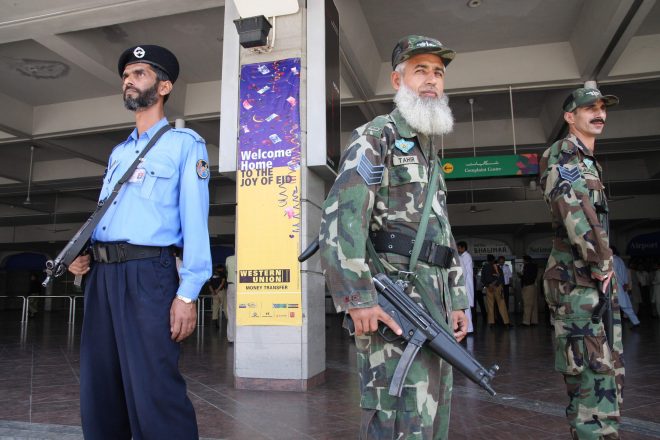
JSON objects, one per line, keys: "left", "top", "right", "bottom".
{"left": 441, "top": 154, "right": 539, "bottom": 180}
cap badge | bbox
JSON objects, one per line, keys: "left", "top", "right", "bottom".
{"left": 133, "top": 47, "right": 145, "bottom": 58}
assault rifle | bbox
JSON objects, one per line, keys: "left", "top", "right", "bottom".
{"left": 298, "top": 238, "right": 499, "bottom": 397}
{"left": 42, "top": 213, "right": 96, "bottom": 288}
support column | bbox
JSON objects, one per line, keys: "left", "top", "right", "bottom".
{"left": 219, "top": 0, "right": 328, "bottom": 391}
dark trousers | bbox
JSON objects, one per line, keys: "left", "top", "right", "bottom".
{"left": 474, "top": 289, "right": 487, "bottom": 321}
{"left": 80, "top": 251, "right": 198, "bottom": 440}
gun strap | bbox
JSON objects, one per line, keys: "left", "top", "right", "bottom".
{"left": 408, "top": 158, "right": 441, "bottom": 272}
{"left": 78, "top": 125, "right": 171, "bottom": 245}
{"left": 110, "top": 124, "right": 172, "bottom": 198}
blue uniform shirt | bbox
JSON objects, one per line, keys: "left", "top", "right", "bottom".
{"left": 93, "top": 117, "right": 212, "bottom": 300}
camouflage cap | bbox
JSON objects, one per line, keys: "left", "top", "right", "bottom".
{"left": 562, "top": 88, "right": 619, "bottom": 112}
{"left": 391, "top": 35, "right": 455, "bottom": 69}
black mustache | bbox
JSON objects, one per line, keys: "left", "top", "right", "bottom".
{"left": 590, "top": 117, "right": 605, "bottom": 124}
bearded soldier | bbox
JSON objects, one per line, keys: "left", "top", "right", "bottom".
{"left": 540, "top": 87, "right": 624, "bottom": 439}
{"left": 319, "top": 35, "right": 468, "bottom": 439}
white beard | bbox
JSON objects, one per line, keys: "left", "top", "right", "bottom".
{"left": 394, "top": 83, "right": 454, "bottom": 136}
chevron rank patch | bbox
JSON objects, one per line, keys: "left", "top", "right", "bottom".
{"left": 357, "top": 154, "right": 384, "bottom": 185}
{"left": 558, "top": 165, "right": 581, "bottom": 183}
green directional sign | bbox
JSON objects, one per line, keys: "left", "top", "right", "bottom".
{"left": 441, "top": 154, "right": 539, "bottom": 180}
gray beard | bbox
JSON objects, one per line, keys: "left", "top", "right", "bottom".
{"left": 394, "top": 84, "right": 454, "bottom": 136}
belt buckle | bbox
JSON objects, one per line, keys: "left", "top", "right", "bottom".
{"left": 427, "top": 242, "right": 438, "bottom": 264}
{"left": 97, "top": 245, "right": 108, "bottom": 263}
{"left": 117, "top": 243, "right": 127, "bottom": 262}
{"left": 396, "top": 270, "right": 416, "bottom": 287}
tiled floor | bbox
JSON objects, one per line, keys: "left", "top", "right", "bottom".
{"left": 1, "top": 307, "right": 659, "bottom": 439}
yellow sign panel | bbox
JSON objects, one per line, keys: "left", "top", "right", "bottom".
{"left": 236, "top": 166, "right": 302, "bottom": 326}
{"left": 442, "top": 162, "right": 454, "bottom": 174}
{"left": 236, "top": 58, "right": 302, "bottom": 326}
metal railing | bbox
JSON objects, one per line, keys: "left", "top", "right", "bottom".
{"left": 23, "top": 295, "right": 74, "bottom": 324}
{"left": 0, "top": 295, "right": 27, "bottom": 322}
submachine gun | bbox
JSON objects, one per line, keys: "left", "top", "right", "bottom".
{"left": 298, "top": 238, "right": 499, "bottom": 397}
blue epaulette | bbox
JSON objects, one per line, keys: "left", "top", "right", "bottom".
{"left": 172, "top": 127, "right": 205, "bottom": 143}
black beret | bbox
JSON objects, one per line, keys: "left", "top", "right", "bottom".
{"left": 117, "top": 45, "right": 179, "bottom": 83}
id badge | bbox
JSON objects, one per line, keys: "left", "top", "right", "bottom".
{"left": 129, "top": 168, "right": 146, "bottom": 183}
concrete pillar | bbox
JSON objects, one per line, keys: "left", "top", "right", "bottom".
{"left": 219, "top": 0, "right": 327, "bottom": 391}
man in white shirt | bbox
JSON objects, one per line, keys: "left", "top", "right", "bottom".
{"left": 458, "top": 241, "right": 474, "bottom": 333}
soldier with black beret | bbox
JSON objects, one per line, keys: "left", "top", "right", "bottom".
{"left": 69, "top": 44, "right": 211, "bottom": 439}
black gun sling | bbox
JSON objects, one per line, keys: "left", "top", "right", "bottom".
{"left": 85, "top": 125, "right": 172, "bottom": 240}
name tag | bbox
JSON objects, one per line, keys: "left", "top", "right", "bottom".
{"left": 129, "top": 168, "right": 146, "bottom": 183}
{"left": 392, "top": 155, "right": 419, "bottom": 166}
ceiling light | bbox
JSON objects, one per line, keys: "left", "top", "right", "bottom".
{"left": 467, "top": 0, "right": 482, "bottom": 8}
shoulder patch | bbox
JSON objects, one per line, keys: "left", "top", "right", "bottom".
{"left": 357, "top": 155, "right": 384, "bottom": 185}
{"left": 363, "top": 115, "right": 389, "bottom": 139}
{"left": 172, "top": 127, "right": 205, "bottom": 143}
{"left": 196, "top": 159, "right": 210, "bottom": 179}
{"left": 558, "top": 165, "right": 581, "bottom": 183}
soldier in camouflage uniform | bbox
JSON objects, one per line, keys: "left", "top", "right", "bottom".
{"left": 319, "top": 35, "right": 468, "bottom": 439}
{"left": 540, "top": 87, "right": 624, "bottom": 440}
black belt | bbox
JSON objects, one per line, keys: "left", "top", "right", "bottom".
{"left": 369, "top": 230, "right": 455, "bottom": 269}
{"left": 91, "top": 242, "right": 176, "bottom": 264}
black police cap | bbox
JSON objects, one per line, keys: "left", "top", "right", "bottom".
{"left": 117, "top": 45, "right": 179, "bottom": 83}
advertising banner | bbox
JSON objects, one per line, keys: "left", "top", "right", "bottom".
{"left": 456, "top": 237, "right": 512, "bottom": 258}
{"left": 236, "top": 58, "right": 302, "bottom": 326}
{"left": 627, "top": 231, "right": 660, "bottom": 256}
{"left": 441, "top": 154, "right": 538, "bottom": 180}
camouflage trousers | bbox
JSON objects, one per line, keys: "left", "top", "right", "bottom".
{"left": 355, "top": 264, "right": 455, "bottom": 439}
{"left": 355, "top": 334, "right": 453, "bottom": 440}
{"left": 545, "top": 281, "right": 625, "bottom": 440}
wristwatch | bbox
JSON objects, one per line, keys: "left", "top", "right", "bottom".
{"left": 176, "top": 294, "right": 195, "bottom": 304}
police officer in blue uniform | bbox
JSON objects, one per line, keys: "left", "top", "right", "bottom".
{"left": 69, "top": 44, "right": 212, "bottom": 440}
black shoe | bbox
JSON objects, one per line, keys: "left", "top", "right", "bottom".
{"left": 630, "top": 323, "right": 640, "bottom": 330}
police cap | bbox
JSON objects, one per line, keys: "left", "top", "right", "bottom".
{"left": 391, "top": 35, "right": 455, "bottom": 70}
{"left": 117, "top": 45, "right": 179, "bottom": 83}
{"left": 563, "top": 88, "right": 618, "bottom": 112}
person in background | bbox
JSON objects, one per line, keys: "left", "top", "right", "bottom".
{"left": 519, "top": 255, "right": 538, "bottom": 326}
{"left": 652, "top": 261, "right": 660, "bottom": 319}
{"left": 611, "top": 247, "right": 640, "bottom": 329}
{"left": 457, "top": 241, "right": 474, "bottom": 333}
{"left": 481, "top": 254, "right": 511, "bottom": 328}
{"left": 628, "top": 259, "right": 643, "bottom": 315}
{"left": 209, "top": 265, "right": 227, "bottom": 329}
{"left": 224, "top": 254, "right": 236, "bottom": 343}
